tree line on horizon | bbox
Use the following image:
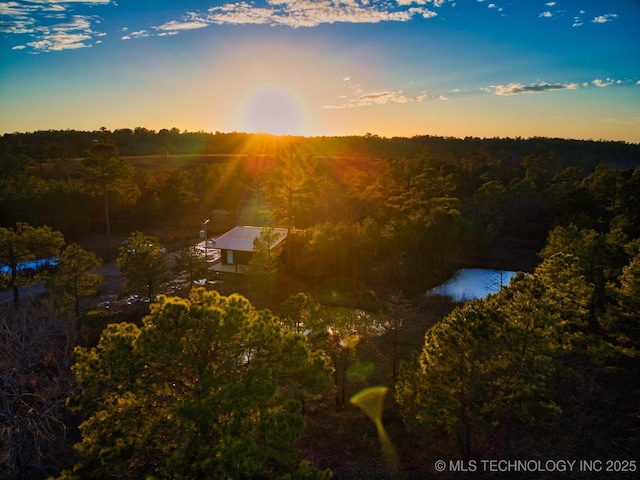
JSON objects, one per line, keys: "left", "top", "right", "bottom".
{"left": 2, "top": 127, "right": 638, "bottom": 167}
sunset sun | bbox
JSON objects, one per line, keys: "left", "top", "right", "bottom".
{"left": 237, "top": 85, "right": 310, "bottom": 136}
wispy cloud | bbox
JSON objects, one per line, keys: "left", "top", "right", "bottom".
{"left": 155, "top": 17, "right": 209, "bottom": 33}
{"left": 20, "top": 0, "right": 109, "bottom": 3}
{"left": 323, "top": 77, "right": 429, "bottom": 109}
{"left": 323, "top": 90, "right": 429, "bottom": 109}
{"left": 0, "top": 0, "right": 110, "bottom": 52}
{"left": 484, "top": 78, "right": 637, "bottom": 96}
{"left": 542, "top": 8, "right": 619, "bottom": 28}
{"left": 0, "top": 1, "right": 627, "bottom": 53}
{"left": 593, "top": 78, "right": 615, "bottom": 88}
{"left": 324, "top": 75, "right": 640, "bottom": 109}
{"left": 121, "top": 30, "right": 151, "bottom": 41}
{"left": 592, "top": 13, "right": 617, "bottom": 24}
{"left": 153, "top": 1, "right": 440, "bottom": 35}
{"left": 485, "top": 82, "right": 579, "bottom": 96}
{"left": 27, "top": 15, "right": 104, "bottom": 53}
{"left": 396, "top": 0, "right": 447, "bottom": 6}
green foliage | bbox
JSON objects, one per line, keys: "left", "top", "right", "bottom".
{"left": 1, "top": 131, "right": 639, "bottom": 476}
{"left": 540, "top": 223, "right": 628, "bottom": 315}
{"left": 81, "top": 141, "right": 139, "bottom": 259}
{"left": 0, "top": 222, "right": 65, "bottom": 306}
{"left": 276, "top": 292, "right": 321, "bottom": 335}
{"left": 382, "top": 290, "right": 415, "bottom": 379}
{"left": 172, "top": 245, "right": 209, "bottom": 290}
{"left": 603, "top": 252, "right": 640, "bottom": 353}
{"left": 3, "top": 129, "right": 640, "bottom": 478}
{"left": 264, "top": 144, "right": 316, "bottom": 232}
{"left": 278, "top": 293, "right": 387, "bottom": 407}
{"left": 2, "top": 132, "right": 639, "bottom": 297}
{"left": 247, "top": 226, "right": 284, "bottom": 306}
{"left": 321, "top": 306, "right": 382, "bottom": 406}
{"left": 396, "top": 254, "right": 594, "bottom": 457}
{"left": 65, "top": 289, "right": 330, "bottom": 479}
{"left": 289, "top": 221, "right": 378, "bottom": 286}
{"left": 396, "top": 301, "right": 500, "bottom": 457}
{"left": 0, "top": 152, "right": 34, "bottom": 177}
{"left": 117, "top": 231, "right": 168, "bottom": 302}
{"left": 192, "top": 159, "right": 250, "bottom": 224}
{"left": 46, "top": 243, "right": 104, "bottom": 318}
{"left": 81, "top": 142, "right": 137, "bottom": 199}
{"left": 143, "top": 168, "right": 198, "bottom": 220}
{"left": 539, "top": 223, "right": 639, "bottom": 357}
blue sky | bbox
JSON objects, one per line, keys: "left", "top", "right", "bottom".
{"left": 1, "top": 1, "right": 638, "bottom": 142}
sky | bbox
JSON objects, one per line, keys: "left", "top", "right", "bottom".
{"left": 1, "top": 1, "right": 639, "bottom": 142}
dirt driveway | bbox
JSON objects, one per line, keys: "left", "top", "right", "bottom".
{"left": 0, "top": 260, "right": 124, "bottom": 307}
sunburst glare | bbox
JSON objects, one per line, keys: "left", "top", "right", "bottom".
{"left": 236, "top": 85, "right": 310, "bottom": 136}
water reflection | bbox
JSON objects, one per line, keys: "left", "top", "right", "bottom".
{"left": 0, "top": 258, "right": 57, "bottom": 275}
{"left": 426, "top": 268, "right": 517, "bottom": 301}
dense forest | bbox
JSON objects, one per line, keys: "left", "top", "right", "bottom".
{"left": 2, "top": 127, "right": 638, "bottom": 166}
{"left": 1, "top": 129, "right": 639, "bottom": 479}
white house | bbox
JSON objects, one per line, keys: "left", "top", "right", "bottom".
{"left": 212, "top": 226, "right": 287, "bottom": 273}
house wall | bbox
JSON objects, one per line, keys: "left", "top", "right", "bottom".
{"left": 221, "top": 249, "right": 252, "bottom": 266}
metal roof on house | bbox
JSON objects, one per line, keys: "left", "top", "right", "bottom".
{"left": 212, "top": 226, "right": 287, "bottom": 252}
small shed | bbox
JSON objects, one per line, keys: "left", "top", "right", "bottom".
{"left": 213, "top": 226, "right": 287, "bottom": 273}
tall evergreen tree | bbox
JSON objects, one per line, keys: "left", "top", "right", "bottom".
{"left": 45, "top": 243, "right": 104, "bottom": 319}
{"left": 173, "top": 246, "right": 209, "bottom": 291}
{"left": 117, "top": 231, "right": 168, "bottom": 302}
{"left": 265, "top": 144, "right": 315, "bottom": 265}
{"left": 396, "top": 253, "right": 593, "bottom": 458}
{"left": 247, "top": 226, "right": 284, "bottom": 307}
{"left": 64, "top": 289, "right": 330, "bottom": 480}
{"left": 81, "top": 139, "right": 138, "bottom": 260}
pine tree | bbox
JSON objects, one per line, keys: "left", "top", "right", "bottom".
{"left": 64, "top": 289, "right": 330, "bottom": 479}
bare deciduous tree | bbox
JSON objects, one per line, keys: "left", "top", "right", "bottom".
{"left": 0, "top": 300, "right": 77, "bottom": 480}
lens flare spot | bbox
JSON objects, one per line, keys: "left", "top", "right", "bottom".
{"left": 350, "top": 386, "right": 399, "bottom": 472}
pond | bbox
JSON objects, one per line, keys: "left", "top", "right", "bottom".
{"left": 0, "top": 258, "right": 57, "bottom": 276}
{"left": 426, "top": 268, "right": 517, "bottom": 301}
